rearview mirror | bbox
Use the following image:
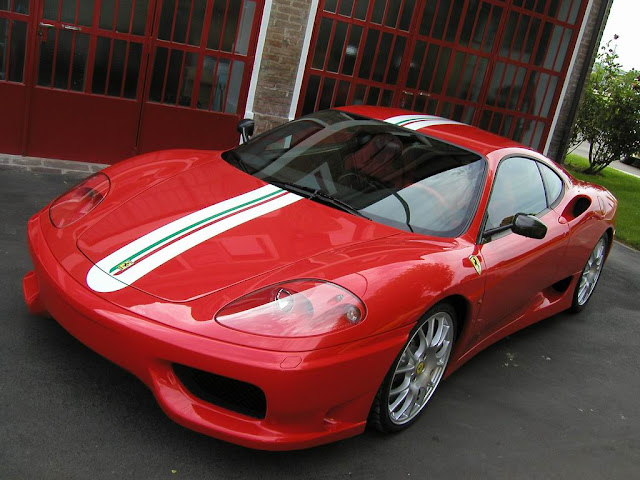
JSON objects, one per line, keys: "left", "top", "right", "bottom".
{"left": 237, "top": 119, "right": 255, "bottom": 143}
{"left": 512, "top": 213, "right": 547, "bottom": 240}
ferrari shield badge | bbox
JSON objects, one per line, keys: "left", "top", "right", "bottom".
{"left": 469, "top": 255, "right": 482, "bottom": 276}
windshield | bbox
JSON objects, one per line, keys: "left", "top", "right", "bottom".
{"left": 223, "top": 110, "right": 485, "bottom": 237}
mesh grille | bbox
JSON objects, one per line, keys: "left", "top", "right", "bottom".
{"left": 173, "top": 364, "right": 267, "bottom": 419}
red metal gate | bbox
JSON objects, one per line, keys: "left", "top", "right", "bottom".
{"left": 299, "top": 0, "right": 587, "bottom": 153}
{"left": 0, "top": 0, "right": 263, "bottom": 164}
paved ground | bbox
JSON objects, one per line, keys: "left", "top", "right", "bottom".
{"left": 1, "top": 168, "right": 639, "bottom": 479}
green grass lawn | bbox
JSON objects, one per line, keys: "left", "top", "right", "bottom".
{"left": 563, "top": 154, "right": 639, "bottom": 250}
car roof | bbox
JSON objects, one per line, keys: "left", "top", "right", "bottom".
{"left": 337, "top": 105, "right": 525, "bottom": 157}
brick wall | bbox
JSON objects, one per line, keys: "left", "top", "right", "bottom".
{"left": 251, "top": 0, "right": 313, "bottom": 134}
{"left": 546, "top": 0, "right": 614, "bottom": 162}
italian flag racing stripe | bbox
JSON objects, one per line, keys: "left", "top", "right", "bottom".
{"left": 384, "top": 114, "right": 462, "bottom": 130}
{"left": 86, "top": 185, "right": 302, "bottom": 293}
{"left": 108, "top": 188, "right": 285, "bottom": 274}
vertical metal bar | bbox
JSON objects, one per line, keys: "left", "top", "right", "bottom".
{"left": 217, "top": 0, "right": 230, "bottom": 51}
{"left": 104, "top": 38, "right": 114, "bottom": 95}
{"left": 128, "top": 0, "right": 137, "bottom": 33}
{"left": 85, "top": 0, "right": 102, "bottom": 94}
{"left": 207, "top": 56, "right": 220, "bottom": 110}
{"left": 5, "top": 19, "right": 13, "bottom": 79}
{"left": 169, "top": 0, "right": 180, "bottom": 41}
{"left": 120, "top": 40, "right": 131, "bottom": 97}
{"left": 322, "top": 19, "right": 337, "bottom": 71}
{"left": 66, "top": 31, "right": 76, "bottom": 90}
{"left": 184, "top": 0, "right": 195, "bottom": 46}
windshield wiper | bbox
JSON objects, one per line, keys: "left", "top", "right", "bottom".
{"left": 269, "top": 181, "right": 370, "bottom": 220}
{"left": 224, "top": 150, "right": 251, "bottom": 174}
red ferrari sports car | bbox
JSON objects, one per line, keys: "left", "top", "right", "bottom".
{"left": 23, "top": 106, "right": 617, "bottom": 450}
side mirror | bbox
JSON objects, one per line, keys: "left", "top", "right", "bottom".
{"left": 512, "top": 213, "right": 547, "bottom": 240}
{"left": 237, "top": 118, "right": 255, "bottom": 143}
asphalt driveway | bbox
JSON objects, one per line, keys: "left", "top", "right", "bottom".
{"left": 1, "top": 168, "right": 639, "bottom": 479}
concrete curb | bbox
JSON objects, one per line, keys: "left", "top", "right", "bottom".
{"left": 0, "top": 154, "right": 107, "bottom": 176}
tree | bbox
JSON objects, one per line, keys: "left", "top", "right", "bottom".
{"left": 570, "top": 38, "right": 640, "bottom": 174}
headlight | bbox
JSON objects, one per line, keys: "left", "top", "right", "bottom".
{"left": 49, "top": 172, "right": 110, "bottom": 228}
{"left": 215, "top": 279, "right": 366, "bottom": 337}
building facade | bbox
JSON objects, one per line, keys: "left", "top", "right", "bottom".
{"left": 0, "top": 0, "right": 612, "bottom": 164}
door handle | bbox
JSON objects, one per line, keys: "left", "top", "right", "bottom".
{"left": 62, "top": 24, "right": 81, "bottom": 31}
{"left": 39, "top": 22, "right": 55, "bottom": 28}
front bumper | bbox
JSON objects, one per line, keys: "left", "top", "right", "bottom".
{"left": 24, "top": 214, "right": 408, "bottom": 450}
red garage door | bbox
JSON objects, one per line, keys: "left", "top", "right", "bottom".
{"left": 299, "top": 0, "right": 586, "bottom": 153}
{"left": 0, "top": 0, "right": 263, "bottom": 164}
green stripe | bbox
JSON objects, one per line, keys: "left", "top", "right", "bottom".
{"left": 109, "top": 189, "right": 284, "bottom": 273}
{"left": 396, "top": 116, "right": 432, "bottom": 126}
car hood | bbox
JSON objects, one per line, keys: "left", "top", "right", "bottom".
{"left": 79, "top": 157, "right": 396, "bottom": 302}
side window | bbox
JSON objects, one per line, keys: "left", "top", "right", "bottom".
{"left": 537, "top": 162, "right": 564, "bottom": 206}
{"left": 486, "top": 157, "right": 547, "bottom": 230}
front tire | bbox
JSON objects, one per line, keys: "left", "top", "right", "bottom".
{"left": 570, "top": 233, "right": 608, "bottom": 312}
{"left": 370, "top": 303, "right": 456, "bottom": 433}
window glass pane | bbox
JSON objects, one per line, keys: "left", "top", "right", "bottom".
{"left": 311, "top": 17, "right": 331, "bottom": 70}
{"left": 92, "top": 37, "right": 110, "bottom": 94}
{"left": 386, "top": 35, "right": 405, "bottom": 84}
{"left": 8, "top": 20, "right": 27, "bottom": 82}
{"left": 13, "top": 0, "right": 29, "bottom": 14}
{"left": 0, "top": 1, "right": 7, "bottom": 11}
{"left": 384, "top": 0, "right": 402, "bottom": 28}
{"left": 487, "top": 157, "right": 547, "bottom": 230}
{"left": 221, "top": 0, "right": 241, "bottom": 52}
{"left": 197, "top": 55, "right": 216, "bottom": 109}
{"left": 61, "top": 0, "right": 75, "bottom": 23}
{"left": 338, "top": 0, "right": 353, "bottom": 17}
{"left": 357, "top": 29, "right": 379, "bottom": 79}
{"left": 327, "top": 21, "right": 347, "bottom": 73}
{"left": 301, "top": 74, "right": 320, "bottom": 114}
{"left": 0, "top": 18, "right": 6, "bottom": 80}
{"left": 342, "top": 25, "right": 362, "bottom": 76}
{"left": 116, "top": 0, "right": 133, "bottom": 33}
{"left": 178, "top": 52, "right": 198, "bottom": 106}
{"left": 124, "top": 42, "right": 142, "bottom": 98}
{"left": 69, "top": 32, "right": 88, "bottom": 91}
{"left": 149, "top": 46, "right": 168, "bottom": 101}
{"left": 54, "top": 29, "right": 73, "bottom": 89}
{"left": 353, "top": 0, "right": 367, "bottom": 20}
{"left": 100, "top": 0, "right": 115, "bottom": 29}
{"left": 172, "top": 0, "right": 190, "bottom": 43}
{"left": 318, "top": 77, "right": 335, "bottom": 110}
{"left": 43, "top": 0, "right": 58, "bottom": 20}
{"left": 158, "top": 0, "right": 176, "bottom": 40}
{"left": 132, "top": 0, "right": 149, "bottom": 35}
{"left": 77, "top": 1, "right": 93, "bottom": 26}
{"left": 323, "top": 0, "right": 337, "bottom": 13}
{"left": 372, "top": 32, "right": 392, "bottom": 82}
{"left": 207, "top": 0, "right": 225, "bottom": 50}
{"left": 164, "top": 49, "right": 184, "bottom": 103}
{"left": 398, "top": 0, "right": 414, "bottom": 30}
{"left": 538, "top": 162, "right": 563, "bottom": 205}
{"left": 334, "top": 80, "right": 350, "bottom": 106}
{"left": 107, "top": 39, "right": 127, "bottom": 96}
{"left": 371, "top": 0, "right": 385, "bottom": 24}
{"left": 213, "top": 57, "right": 230, "bottom": 111}
{"left": 224, "top": 60, "right": 244, "bottom": 113}
{"left": 37, "top": 30, "right": 55, "bottom": 86}
{"left": 188, "top": 0, "right": 207, "bottom": 47}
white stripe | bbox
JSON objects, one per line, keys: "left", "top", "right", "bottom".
{"left": 93, "top": 184, "right": 280, "bottom": 277}
{"left": 86, "top": 188, "right": 300, "bottom": 293}
{"left": 399, "top": 119, "right": 463, "bottom": 131}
